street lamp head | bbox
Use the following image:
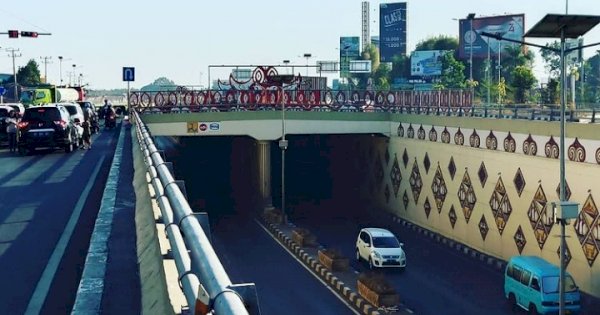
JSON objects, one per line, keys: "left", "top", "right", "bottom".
{"left": 283, "top": 60, "right": 290, "bottom": 64}
{"left": 303, "top": 53, "right": 312, "bottom": 58}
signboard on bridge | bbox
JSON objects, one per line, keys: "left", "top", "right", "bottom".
{"left": 123, "top": 67, "right": 135, "bottom": 81}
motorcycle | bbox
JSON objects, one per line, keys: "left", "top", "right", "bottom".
{"left": 105, "top": 112, "right": 117, "bottom": 130}
{"left": 90, "top": 117, "right": 100, "bottom": 134}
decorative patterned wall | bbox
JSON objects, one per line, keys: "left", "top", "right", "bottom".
{"left": 364, "top": 122, "right": 600, "bottom": 297}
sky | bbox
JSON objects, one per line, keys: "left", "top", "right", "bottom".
{"left": 1, "top": 0, "right": 599, "bottom": 90}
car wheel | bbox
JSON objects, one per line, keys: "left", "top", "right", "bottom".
{"left": 507, "top": 293, "right": 516, "bottom": 312}
{"left": 528, "top": 304, "right": 538, "bottom": 315}
{"left": 355, "top": 249, "right": 361, "bottom": 262}
{"left": 368, "top": 257, "right": 375, "bottom": 270}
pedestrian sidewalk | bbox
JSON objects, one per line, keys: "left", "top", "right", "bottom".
{"left": 260, "top": 211, "right": 413, "bottom": 315}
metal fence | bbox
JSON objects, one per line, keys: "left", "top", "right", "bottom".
{"left": 133, "top": 111, "right": 258, "bottom": 314}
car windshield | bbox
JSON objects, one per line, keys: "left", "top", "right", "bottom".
{"left": 542, "top": 276, "right": 578, "bottom": 293}
{"left": 372, "top": 236, "right": 400, "bottom": 248}
{"left": 23, "top": 108, "right": 61, "bottom": 121}
{"left": 20, "top": 91, "right": 33, "bottom": 103}
{"left": 64, "top": 106, "right": 78, "bottom": 115}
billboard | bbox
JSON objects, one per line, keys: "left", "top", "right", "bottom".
{"left": 340, "top": 36, "right": 360, "bottom": 78}
{"left": 411, "top": 50, "right": 447, "bottom": 76}
{"left": 379, "top": 2, "right": 407, "bottom": 62}
{"left": 458, "top": 14, "right": 525, "bottom": 59}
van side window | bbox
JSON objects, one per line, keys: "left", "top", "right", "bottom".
{"left": 506, "top": 264, "right": 513, "bottom": 277}
{"left": 531, "top": 277, "right": 540, "bottom": 291}
{"left": 521, "top": 270, "right": 531, "bottom": 285}
{"left": 512, "top": 265, "right": 522, "bottom": 281}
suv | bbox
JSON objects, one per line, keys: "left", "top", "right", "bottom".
{"left": 356, "top": 228, "right": 406, "bottom": 270}
{"left": 18, "top": 104, "right": 78, "bottom": 154}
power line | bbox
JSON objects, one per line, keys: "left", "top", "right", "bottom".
{"left": 0, "top": 8, "right": 50, "bottom": 32}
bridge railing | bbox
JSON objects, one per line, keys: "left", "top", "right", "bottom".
{"left": 133, "top": 111, "right": 257, "bottom": 314}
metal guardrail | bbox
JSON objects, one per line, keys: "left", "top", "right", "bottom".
{"left": 133, "top": 111, "right": 258, "bottom": 315}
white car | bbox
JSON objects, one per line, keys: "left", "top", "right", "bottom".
{"left": 356, "top": 228, "right": 406, "bottom": 270}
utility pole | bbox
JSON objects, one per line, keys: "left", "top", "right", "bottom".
{"left": 40, "top": 56, "right": 52, "bottom": 83}
{"left": 7, "top": 48, "right": 22, "bottom": 101}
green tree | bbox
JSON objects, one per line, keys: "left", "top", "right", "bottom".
{"left": 511, "top": 65, "right": 537, "bottom": 103}
{"left": 440, "top": 51, "right": 466, "bottom": 89}
{"left": 389, "top": 54, "right": 410, "bottom": 81}
{"left": 540, "top": 41, "right": 561, "bottom": 77}
{"left": 16, "top": 59, "right": 41, "bottom": 86}
{"left": 415, "top": 35, "right": 459, "bottom": 51}
{"left": 141, "top": 77, "right": 177, "bottom": 91}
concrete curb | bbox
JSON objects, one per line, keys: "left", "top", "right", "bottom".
{"left": 388, "top": 214, "right": 507, "bottom": 272}
{"left": 72, "top": 125, "right": 125, "bottom": 314}
{"left": 261, "top": 216, "right": 382, "bottom": 315}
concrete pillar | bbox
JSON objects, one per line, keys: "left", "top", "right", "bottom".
{"left": 257, "top": 140, "right": 273, "bottom": 210}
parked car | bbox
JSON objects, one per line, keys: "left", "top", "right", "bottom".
{"left": 61, "top": 102, "right": 85, "bottom": 124}
{"left": 3, "top": 102, "right": 25, "bottom": 117}
{"left": 18, "top": 104, "right": 79, "bottom": 154}
{"left": 356, "top": 228, "right": 406, "bottom": 270}
{"left": 505, "top": 256, "right": 581, "bottom": 315}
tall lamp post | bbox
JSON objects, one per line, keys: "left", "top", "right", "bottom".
{"left": 485, "top": 14, "right": 600, "bottom": 315}
{"left": 467, "top": 13, "right": 476, "bottom": 85}
{"left": 58, "top": 56, "right": 63, "bottom": 86}
{"left": 303, "top": 53, "right": 312, "bottom": 76}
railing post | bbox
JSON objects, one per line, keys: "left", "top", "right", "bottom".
{"left": 592, "top": 108, "right": 596, "bottom": 123}
{"left": 530, "top": 108, "right": 535, "bottom": 120}
{"left": 513, "top": 108, "right": 518, "bottom": 119}
{"left": 484, "top": 106, "right": 488, "bottom": 118}
{"left": 569, "top": 109, "right": 574, "bottom": 122}
{"left": 550, "top": 108, "right": 555, "bottom": 121}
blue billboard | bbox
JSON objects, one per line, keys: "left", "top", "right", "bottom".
{"left": 340, "top": 36, "right": 360, "bottom": 78}
{"left": 379, "top": 2, "right": 407, "bottom": 62}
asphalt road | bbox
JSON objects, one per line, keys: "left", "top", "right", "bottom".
{"left": 0, "top": 129, "right": 118, "bottom": 314}
{"left": 288, "top": 200, "right": 512, "bottom": 315}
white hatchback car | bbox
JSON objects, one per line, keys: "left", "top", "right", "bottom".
{"left": 356, "top": 228, "right": 406, "bottom": 270}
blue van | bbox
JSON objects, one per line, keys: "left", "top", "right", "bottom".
{"left": 505, "top": 256, "right": 581, "bottom": 314}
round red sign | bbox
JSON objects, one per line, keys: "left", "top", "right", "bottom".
{"left": 199, "top": 123, "right": 207, "bottom": 131}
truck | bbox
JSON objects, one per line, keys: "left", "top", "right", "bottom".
{"left": 20, "top": 85, "right": 85, "bottom": 106}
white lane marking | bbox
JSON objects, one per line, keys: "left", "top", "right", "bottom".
{"left": 25, "top": 156, "right": 105, "bottom": 315}
{"left": 254, "top": 219, "right": 360, "bottom": 315}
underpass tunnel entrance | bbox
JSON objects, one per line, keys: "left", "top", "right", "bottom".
{"left": 155, "top": 136, "right": 260, "bottom": 221}
{"left": 271, "top": 134, "right": 374, "bottom": 220}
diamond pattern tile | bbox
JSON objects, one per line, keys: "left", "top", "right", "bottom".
{"left": 402, "top": 149, "right": 409, "bottom": 168}
{"left": 408, "top": 124, "right": 415, "bottom": 139}
{"left": 479, "top": 215, "right": 489, "bottom": 241}
{"left": 513, "top": 168, "right": 526, "bottom": 197}
{"left": 429, "top": 127, "right": 438, "bottom": 142}
{"left": 424, "top": 197, "right": 431, "bottom": 219}
{"left": 403, "top": 190, "right": 409, "bottom": 210}
{"left": 410, "top": 159, "right": 423, "bottom": 204}
{"left": 458, "top": 170, "right": 476, "bottom": 223}
{"left": 574, "top": 194, "right": 600, "bottom": 266}
{"left": 449, "top": 205, "right": 457, "bottom": 229}
{"left": 441, "top": 127, "right": 451, "bottom": 144}
{"left": 527, "top": 184, "right": 553, "bottom": 249}
{"left": 390, "top": 154, "right": 402, "bottom": 198}
{"left": 470, "top": 129, "right": 480, "bottom": 148}
{"left": 489, "top": 177, "right": 513, "bottom": 235}
{"left": 432, "top": 164, "right": 448, "bottom": 213}
{"left": 556, "top": 181, "right": 572, "bottom": 201}
{"left": 486, "top": 131, "right": 498, "bottom": 150}
{"left": 514, "top": 226, "right": 527, "bottom": 254}
{"left": 423, "top": 153, "right": 431, "bottom": 174}
{"left": 448, "top": 157, "right": 456, "bottom": 180}
{"left": 556, "top": 244, "right": 572, "bottom": 268}
{"left": 478, "top": 162, "right": 488, "bottom": 188}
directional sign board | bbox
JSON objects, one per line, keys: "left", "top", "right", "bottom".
{"left": 0, "top": 86, "right": 5, "bottom": 96}
{"left": 123, "top": 67, "right": 135, "bottom": 81}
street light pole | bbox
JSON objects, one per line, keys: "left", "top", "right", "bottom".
{"left": 58, "top": 56, "right": 63, "bottom": 86}
{"left": 467, "top": 13, "right": 476, "bottom": 84}
{"left": 278, "top": 85, "right": 288, "bottom": 222}
{"left": 559, "top": 28, "right": 567, "bottom": 315}
{"left": 303, "top": 53, "right": 312, "bottom": 76}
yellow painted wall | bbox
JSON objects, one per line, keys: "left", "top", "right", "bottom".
{"left": 365, "top": 135, "right": 600, "bottom": 297}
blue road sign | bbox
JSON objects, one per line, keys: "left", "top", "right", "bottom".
{"left": 123, "top": 67, "right": 135, "bottom": 81}
{"left": 0, "top": 86, "right": 5, "bottom": 96}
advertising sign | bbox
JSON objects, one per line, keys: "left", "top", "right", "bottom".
{"left": 340, "top": 36, "right": 360, "bottom": 78}
{"left": 379, "top": 2, "right": 407, "bottom": 62}
{"left": 459, "top": 14, "right": 525, "bottom": 59}
{"left": 411, "top": 50, "right": 447, "bottom": 76}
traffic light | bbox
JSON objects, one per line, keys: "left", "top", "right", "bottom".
{"left": 21, "top": 31, "right": 38, "bottom": 38}
{"left": 8, "top": 30, "right": 19, "bottom": 38}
